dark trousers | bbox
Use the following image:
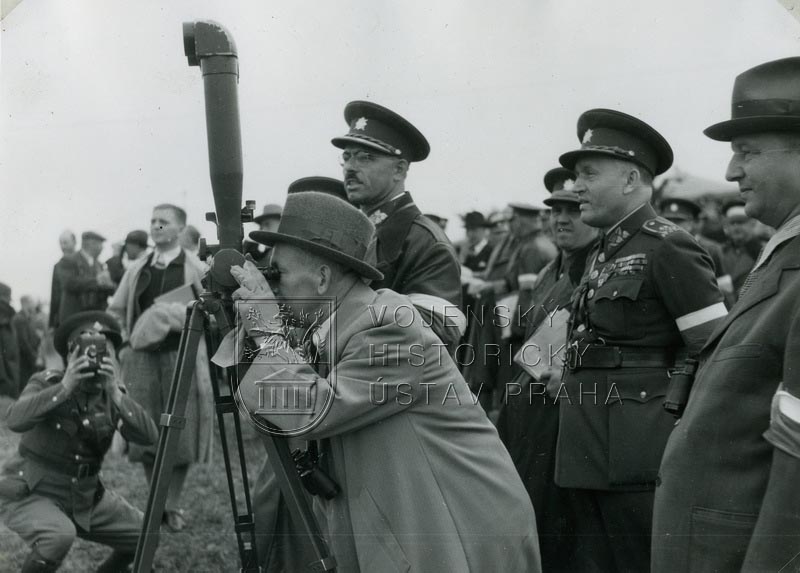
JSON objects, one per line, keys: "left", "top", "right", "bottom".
{"left": 568, "top": 488, "right": 654, "bottom": 572}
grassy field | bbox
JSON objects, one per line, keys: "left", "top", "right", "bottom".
{"left": 0, "top": 395, "right": 266, "bottom": 572}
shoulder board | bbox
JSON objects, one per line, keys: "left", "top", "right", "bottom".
{"left": 642, "top": 217, "right": 682, "bottom": 238}
{"left": 412, "top": 215, "right": 450, "bottom": 243}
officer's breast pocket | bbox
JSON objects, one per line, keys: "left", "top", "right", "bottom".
{"left": 593, "top": 278, "right": 646, "bottom": 340}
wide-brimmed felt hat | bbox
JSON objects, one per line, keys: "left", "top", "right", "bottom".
{"left": 559, "top": 108, "right": 673, "bottom": 176}
{"left": 250, "top": 192, "right": 383, "bottom": 281}
{"left": 331, "top": 101, "right": 430, "bottom": 162}
{"left": 124, "top": 230, "right": 149, "bottom": 249}
{"left": 543, "top": 167, "right": 579, "bottom": 206}
{"left": 287, "top": 176, "right": 348, "bottom": 202}
{"left": 462, "top": 211, "right": 489, "bottom": 229}
{"left": 659, "top": 198, "right": 701, "bottom": 221}
{"left": 705, "top": 57, "right": 800, "bottom": 141}
{"left": 253, "top": 204, "right": 283, "bottom": 225}
{"left": 54, "top": 311, "right": 122, "bottom": 358}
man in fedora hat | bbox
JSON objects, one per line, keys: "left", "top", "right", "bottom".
{"left": 106, "top": 229, "right": 149, "bottom": 286}
{"left": 0, "top": 311, "right": 157, "bottom": 573}
{"left": 246, "top": 203, "right": 283, "bottom": 267}
{"left": 497, "top": 166, "right": 599, "bottom": 570}
{"left": 229, "top": 192, "right": 542, "bottom": 572}
{"left": 332, "top": 100, "right": 464, "bottom": 350}
{"left": 57, "top": 231, "right": 116, "bottom": 324}
{"left": 653, "top": 56, "right": 800, "bottom": 572}
{"left": 459, "top": 211, "right": 492, "bottom": 272}
{"left": 555, "top": 109, "right": 726, "bottom": 570}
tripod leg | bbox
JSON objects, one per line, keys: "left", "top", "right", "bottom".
{"left": 204, "top": 305, "right": 260, "bottom": 572}
{"left": 133, "top": 301, "right": 206, "bottom": 573}
{"left": 258, "top": 434, "right": 337, "bottom": 572}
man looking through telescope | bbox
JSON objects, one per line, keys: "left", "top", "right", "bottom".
{"left": 226, "top": 191, "right": 542, "bottom": 572}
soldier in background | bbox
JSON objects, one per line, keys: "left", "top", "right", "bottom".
{"left": 720, "top": 199, "right": 765, "bottom": 299}
{"left": 659, "top": 197, "right": 735, "bottom": 303}
{"left": 12, "top": 295, "right": 43, "bottom": 391}
{"left": 554, "top": 109, "right": 726, "bottom": 570}
{"left": 48, "top": 231, "right": 77, "bottom": 330}
{"left": 497, "top": 167, "right": 599, "bottom": 570}
{"left": 0, "top": 282, "right": 21, "bottom": 398}
{"left": 0, "top": 311, "right": 157, "bottom": 573}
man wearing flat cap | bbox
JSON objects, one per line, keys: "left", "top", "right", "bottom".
{"left": 659, "top": 198, "right": 733, "bottom": 302}
{"left": 554, "top": 109, "right": 726, "bottom": 570}
{"left": 228, "top": 192, "right": 542, "bottom": 572}
{"left": 0, "top": 311, "right": 158, "bottom": 573}
{"left": 332, "top": 100, "right": 464, "bottom": 350}
{"left": 653, "top": 56, "right": 800, "bottom": 572}
{"left": 497, "top": 167, "right": 598, "bottom": 571}
{"left": 57, "top": 231, "right": 116, "bottom": 325}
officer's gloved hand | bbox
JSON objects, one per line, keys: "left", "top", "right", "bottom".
{"left": 61, "top": 346, "right": 95, "bottom": 395}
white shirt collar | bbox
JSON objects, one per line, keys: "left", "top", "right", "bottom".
{"left": 80, "top": 250, "right": 96, "bottom": 266}
{"left": 471, "top": 238, "right": 488, "bottom": 255}
{"left": 752, "top": 213, "right": 800, "bottom": 271}
{"left": 151, "top": 244, "right": 182, "bottom": 267}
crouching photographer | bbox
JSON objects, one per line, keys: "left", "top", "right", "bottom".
{"left": 0, "top": 311, "right": 158, "bottom": 573}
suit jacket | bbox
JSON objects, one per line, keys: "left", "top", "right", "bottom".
{"left": 653, "top": 234, "right": 800, "bottom": 572}
{"left": 49, "top": 256, "right": 71, "bottom": 328}
{"left": 57, "top": 252, "right": 114, "bottom": 324}
{"left": 236, "top": 286, "right": 541, "bottom": 573}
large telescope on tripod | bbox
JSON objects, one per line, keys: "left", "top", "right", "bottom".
{"left": 133, "top": 21, "right": 335, "bottom": 572}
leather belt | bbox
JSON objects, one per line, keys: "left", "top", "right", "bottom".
{"left": 566, "top": 344, "right": 678, "bottom": 371}
{"left": 21, "top": 447, "right": 101, "bottom": 479}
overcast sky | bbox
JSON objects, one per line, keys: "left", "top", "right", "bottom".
{"left": 1, "top": 0, "right": 798, "bottom": 303}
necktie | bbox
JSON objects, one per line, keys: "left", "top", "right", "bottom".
{"left": 738, "top": 246, "right": 769, "bottom": 298}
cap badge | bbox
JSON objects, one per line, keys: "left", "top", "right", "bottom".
{"left": 669, "top": 203, "right": 679, "bottom": 212}
{"left": 92, "top": 321, "right": 104, "bottom": 331}
{"left": 563, "top": 179, "right": 575, "bottom": 191}
{"left": 582, "top": 129, "right": 593, "bottom": 144}
{"left": 354, "top": 117, "right": 368, "bottom": 131}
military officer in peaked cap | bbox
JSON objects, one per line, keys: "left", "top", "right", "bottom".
{"left": 658, "top": 197, "right": 733, "bottom": 301}
{"left": 653, "top": 56, "right": 800, "bottom": 572}
{"left": 0, "top": 311, "right": 158, "bottom": 573}
{"left": 332, "top": 100, "right": 464, "bottom": 349}
{"left": 554, "top": 109, "right": 726, "bottom": 570}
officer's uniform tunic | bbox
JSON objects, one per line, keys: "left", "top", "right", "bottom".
{"left": 0, "top": 369, "right": 158, "bottom": 563}
{"left": 555, "top": 202, "right": 726, "bottom": 569}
